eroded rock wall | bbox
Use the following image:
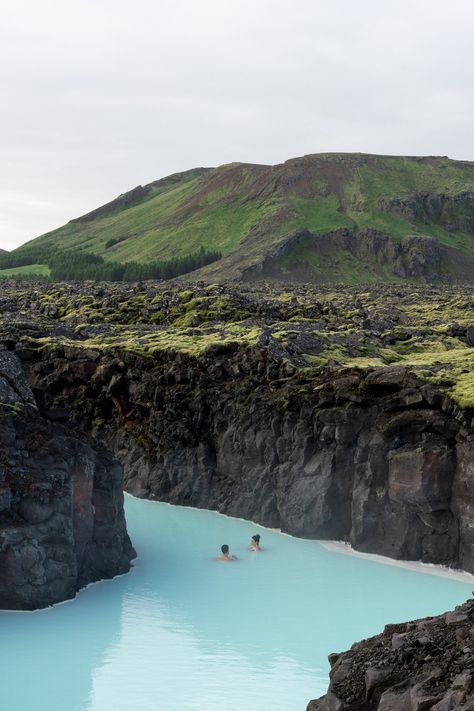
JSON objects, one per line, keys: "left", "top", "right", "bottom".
{"left": 380, "top": 191, "right": 474, "bottom": 234}
{"left": 0, "top": 349, "right": 134, "bottom": 610}
{"left": 242, "top": 228, "right": 474, "bottom": 282}
{"left": 23, "top": 343, "right": 474, "bottom": 575}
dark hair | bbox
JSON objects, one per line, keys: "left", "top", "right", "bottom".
{"left": 221, "top": 544, "right": 229, "bottom": 554}
{"left": 252, "top": 534, "right": 260, "bottom": 544}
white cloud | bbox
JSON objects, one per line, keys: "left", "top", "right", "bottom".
{"left": 0, "top": 0, "right": 473, "bottom": 249}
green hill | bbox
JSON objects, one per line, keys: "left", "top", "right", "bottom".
{"left": 11, "top": 153, "right": 474, "bottom": 282}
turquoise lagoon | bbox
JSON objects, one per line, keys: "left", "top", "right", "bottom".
{"left": 1, "top": 495, "right": 472, "bottom": 711}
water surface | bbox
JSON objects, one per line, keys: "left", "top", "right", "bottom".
{"left": 1, "top": 496, "right": 472, "bottom": 711}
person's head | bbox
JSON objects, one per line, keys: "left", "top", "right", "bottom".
{"left": 251, "top": 534, "right": 260, "bottom": 545}
{"left": 221, "top": 544, "right": 229, "bottom": 555}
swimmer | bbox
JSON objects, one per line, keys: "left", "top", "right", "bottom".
{"left": 250, "top": 534, "right": 261, "bottom": 551}
{"left": 217, "top": 544, "right": 237, "bottom": 561}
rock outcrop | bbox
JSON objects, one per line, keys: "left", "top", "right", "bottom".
{"left": 0, "top": 348, "right": 134, "bottom": 610}
{"left": 308, "top": 599, "right": 474, "bottom": 710}
{"left": 242, "top": 227, "right": 474, "bottom": 282}
{"left": 22, "top": 345, "right": 474, "bottom": 575}
{"left": 380, "top": 191, "right": 474, "bottom": 234}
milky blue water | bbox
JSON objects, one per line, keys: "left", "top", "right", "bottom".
{"left": 1, "top": 496, "right": 472, "bottom": 711}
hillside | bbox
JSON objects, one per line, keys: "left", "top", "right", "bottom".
{"left": 13, "top": 153, "right": 474, "bottom": 283}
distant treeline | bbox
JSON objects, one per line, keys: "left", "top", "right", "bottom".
{"left": 0, "top": 246, "right": 221, "bottom": 282}
{"left": 0, "top": 273, "right": 49, "bottom": 282}
{"left": 0, "top": 248, "right": 51, "bottom": 269}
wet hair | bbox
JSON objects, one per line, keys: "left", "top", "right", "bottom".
{"left": 221, "top": 544, "right": 229, "bottom": 554}
{"left": 251, "top": 534, "right": 260, "bottom": 544}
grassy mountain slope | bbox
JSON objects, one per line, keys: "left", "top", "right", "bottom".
{"left": 15, "top": 153, "right": 474, "bottom": 282}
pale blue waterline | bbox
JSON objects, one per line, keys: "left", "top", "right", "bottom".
{"left": 1, "top": 496, "right": 472, "bottom": 711}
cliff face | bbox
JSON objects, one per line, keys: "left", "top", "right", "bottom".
{"left": 308, "top": 600, "right": 474, "bottom": 710}
{"left": 0, "top": 349, "right": 134, "bottom": 610}
{"left": 242, "top": 228, "right": 474, "bottom": 283}
{"left": 380, "top": 191, "right": 474, "bottom": 234}
{"left": 23, "top": 343, "right": 474, "bottom": 575}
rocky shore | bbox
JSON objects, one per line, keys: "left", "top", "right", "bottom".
{"left": 0, "top": 348, "right": 134, "bottom": 610}
{"left": 308, "top": 599, "right": 474, "bottom": 710}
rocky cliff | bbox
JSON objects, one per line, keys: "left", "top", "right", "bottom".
{"left": 21, "top": 343, "right": 474, "bottom": 576}
{"left": 242, "top": 228, "right": 474, "bottom": 283}
{"left": 0, "top": 280, "right": 471, "bottom": 586}
{"left": 380, "top": 191, "right": 474, "bottom": 234}
{"left": 308, "top": 600, "right": 474, "bottom": 710}
{"left": 0, "top": 348, "right": 134, "bottom": 610}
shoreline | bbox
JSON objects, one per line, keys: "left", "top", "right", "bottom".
{"left": 0, "top": 558, "right": 138, "bottom": 616}
{"left": 319, "top": 540, "right": 474, "bottom": 584}
{"left": 127, "top": 494, "right": 474, "bottom": 585}
{"left": 5, "top": 494, "right": 471, "bottom": 614}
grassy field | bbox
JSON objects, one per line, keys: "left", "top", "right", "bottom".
{"left": 0, "top": 264, "right": 50, "bottom": 278}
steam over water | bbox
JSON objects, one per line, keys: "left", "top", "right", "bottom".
{"left": 1, "top": 496, "right": 472, "bottom": 711}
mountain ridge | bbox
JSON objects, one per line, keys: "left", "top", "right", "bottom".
{"left": 9, "top": 152, "right": 474, "bottom": 283}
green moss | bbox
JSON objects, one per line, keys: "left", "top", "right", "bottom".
{"left": 26, "top": 322, "right": 262, "bottom": 359}
{"left": 0, "top": 402, "right": 25, "bottom": 416}
{"left": 178, "top": 290, "right": 194, "bottom": 304}
{"left": 12, "top": 280, "right": 474, "bottom": 411}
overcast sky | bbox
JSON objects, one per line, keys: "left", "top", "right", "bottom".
{"left": 1, "top": 0, "right": 473, "bottom": 250}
